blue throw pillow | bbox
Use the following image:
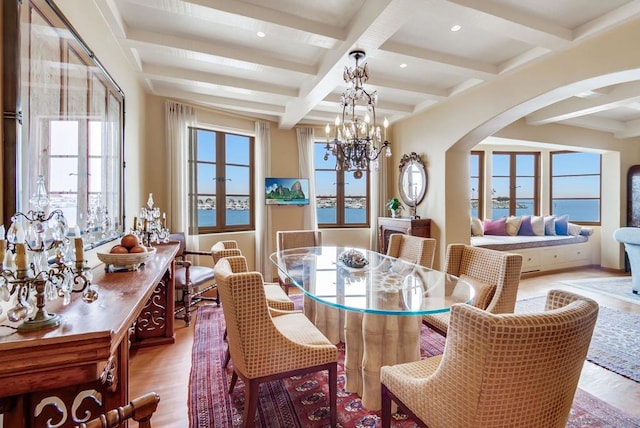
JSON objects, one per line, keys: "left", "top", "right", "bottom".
{"left": 518, "top": 215, "right": 535, "bottom": 236}
{"left": 555, "top": 214, "right": 569, "bottom": 235}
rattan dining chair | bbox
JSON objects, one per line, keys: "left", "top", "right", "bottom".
{"left": 77, "top": 392, "right": 160, "bottom": 428}
{"left": 219, "top": 255, "right": 296, "bottom": 368}
{"left": 212, "top": 242, "right": 294, "bottom": 311}
{"left": 276, "top": 229, "right": 322, "bottom": 294}
{"left": 211, "top": 240, "right": 242, "bottom": 264}
{"left": 214, "top": 258, "right": 337, "bottom": 427}
{"left": 422, "top": 244, "right": 523, "bottom": 336}
{"left": 276, "top": 230, "right": 345, "bottom": 344}
{"left": 381, "top": 289, "right": 599, "bottom": 428}
{"left": 386, "top": 234, "right": 436, "bottom": 268}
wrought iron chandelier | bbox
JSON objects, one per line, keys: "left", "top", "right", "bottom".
{"left": 324, "top": 49, "right": 391, "bottom": 179}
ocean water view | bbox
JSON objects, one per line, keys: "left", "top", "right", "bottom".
{"left": 471, "top": 199, "right": 600, "bottom": 223}
{"left": 197, "top": 207, "right": 367, "bottom": 226}
{"left": 200, "top": 199, "right": 599, "bottom": 227}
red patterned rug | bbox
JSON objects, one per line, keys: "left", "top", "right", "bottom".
{"left": 189, "top": 302, "right": 640, "bottom": 427}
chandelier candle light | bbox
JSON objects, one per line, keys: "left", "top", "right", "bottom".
{"left": 324, "top": 49, "right": 391, "bottom": 179}
{"left": 0, "top": 175, "right": 96, "bottom": 332}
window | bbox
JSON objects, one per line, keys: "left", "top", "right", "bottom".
{"left": 189, "top": 128, "right": 254, "bottom": 233}
{"left": 551, "top": 151, "right": 601, "bottom": 224}
{"left": 47, "top": 120, "right": 108, "bottom": 229}
{"left": 314, "top": 142, "right": 369, "bottom": 227}
{"left": 470, "top": 151, "right": 484, "bottom": 218}
{"left": 491, "top": 152, "right": 539, "bottom": 218}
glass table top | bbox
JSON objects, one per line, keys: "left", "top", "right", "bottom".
{"left": 270, "top": 246, "right": 475, "bottom": 315}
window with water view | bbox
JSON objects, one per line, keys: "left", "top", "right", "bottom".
{"left": 551, "top": 151, "right": 601, "bottom": 223}
{"left": 190, "top": 128, "right": 254, "bottom": 233}
{"left": 491, "top": 152, "right": 539, "bottom": 218}
{"left": 314, "top": 142, "right": 369, "bottom": 227}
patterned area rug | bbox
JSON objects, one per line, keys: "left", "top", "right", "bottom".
{"left": 559, "top": 276, "right": 640, "bottom": 304}
{"left": 189, "top": 302, "right": 640, "bottom": 427}
{"left": 516, "top": 296, "right": 640, "bottom": 383}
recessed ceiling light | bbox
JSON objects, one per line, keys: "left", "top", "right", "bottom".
{"left": 256, "top": 31, "right": 266, "bottom": 38}
{"left": 400, "top": 63, "right": 407, "bottom": 68}
{"left": 450, "top": 24, "right": 461, "bottom": 32}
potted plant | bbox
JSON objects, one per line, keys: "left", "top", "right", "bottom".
{"left": 386, "top": 197, "right": 404, "bottom": 218}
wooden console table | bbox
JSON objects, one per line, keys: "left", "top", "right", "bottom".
{"left": 378, "top": 217, "right": 431, "bottom": 253}
{"left": 0, "top": 243, "right": 178, "bottom": 427}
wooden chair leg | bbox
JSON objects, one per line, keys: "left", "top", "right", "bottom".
{"left": 329, "top": 363, "right": 337, "bottom": 427}
{"left": 183, "top": 286, "right": 192, "bottom": 326}
{"left": 381, "top": 384, "right": 392, "bottom": 428}
{"left": 223, "top": 348, "right": 231, "bottom": 368}
{"left": 228, "top": 371, "right": 238, "bottom": 394}
{"left": 243, "top": 380, "right": 259, "bottom": 428}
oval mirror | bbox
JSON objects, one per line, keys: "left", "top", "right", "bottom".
{"left": 398, "top": 152, "right": 427, "bottom": 208}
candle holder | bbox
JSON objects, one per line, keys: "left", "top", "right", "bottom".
{"left": 0, "top": 175, "right": 96, "bottom": 332}
{"left": 132, "top": 193, "right": 170, "bottom": 247}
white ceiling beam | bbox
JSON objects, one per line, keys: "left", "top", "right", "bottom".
{"left": 154, "top": 87, "right": 286, "bottom": 116}
{"left": 321, "top": 94, "right": 415, "bottom": 115}
{"left": 559, "top": 116, "right": 625, "bottom": 135}
{"left": 379, "top": 41, "right": 497, "bottom": 78}
{"left": 616, "top": 118, "right": 640, "bottom": 139}
{"left": 124, "top": 29, "right": 316, "bottom": 76}
{"left": 366, "top": 77, "right": 448, "bottom": 99}
{"left": 448, "top": 78, "right": 484, "bottom": 97}
{"left": 436, "top": 0, "right": 572, "bottom": 48}
{"left": 279, "top": 0, "right": 423, "bottom": 129}
{"left": 180, "top": 0, "right": 345, "bottom": 42}
{"left": 143, "top": 64, "right": 298, "bottom": 98}
{"left": 498, "top": 47, "right": 550, "bottom": 74}
{"left": 574, "top": 0, "right": 640, "bottom": 40}
{"left": 93, "top": 0, "right": 145, "bottom": 74}
{"left": 527, "top": 81, "right": 640, "bottom": 125}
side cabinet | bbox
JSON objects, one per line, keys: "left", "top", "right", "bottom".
{"left": 378, "top": 217, "right": 431, "bottom": 253}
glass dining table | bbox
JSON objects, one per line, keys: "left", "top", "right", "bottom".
{"left": 270, "top": 245, "right": 475, "bottom": 410}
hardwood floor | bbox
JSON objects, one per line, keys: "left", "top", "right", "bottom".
{"left": 129, "top": 267, "right": 640, "bottom": 427}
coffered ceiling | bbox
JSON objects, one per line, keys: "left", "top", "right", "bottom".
{"left": 96, "top": 0, "right": 640, "bottom": 138}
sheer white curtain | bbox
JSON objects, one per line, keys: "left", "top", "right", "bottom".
{"left": 296, "top": 127, "right": 318, "bottom": 229}
{"left": 370, "top": 157, "right": 388, "bottom": 250}
{"left": 255, "top": 121, "right": 272, "bottom": 279}
{"left": 165, "top": 101, "right": 197, "bottom": 248}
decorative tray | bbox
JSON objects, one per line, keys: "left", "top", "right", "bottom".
{"left": 97, "top": 247, "right": 157, "bottom": 271}
{"left": 338, "top": 249, "right": 369, "bottom": 269}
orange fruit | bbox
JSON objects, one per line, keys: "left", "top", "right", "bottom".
{"left": 121, "top": 233, "right": 139, "bottom": 249}
{"left": 110, "top": 245, "right": 129, "bottom": 254}
{"left": 129, "top": 245, "right": 147, "bottom": 253}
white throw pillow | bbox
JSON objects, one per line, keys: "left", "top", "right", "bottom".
{"left": 505, "top": 216, "right": 522, "bottom": 236}
{"left": 544, "top": 215, "right": 557, "bottom": 236}
{"left": 531, "top": 215, "right": 545, "bottom": 236}
{"left": 470, "top": 217, "right": 484, "bottom": 236}
{"left": 567, "top": 222, "right": 582, "bottom": 236}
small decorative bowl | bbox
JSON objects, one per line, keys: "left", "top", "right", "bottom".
{"left": 97, "top": 247, "right": 157, "bottom": 271}
{"left": 339, "top": 249, "right": 369, "bottom": 269}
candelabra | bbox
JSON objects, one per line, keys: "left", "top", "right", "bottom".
{"left": 132, "top": 193, "right": 169, "bottom": 247}
{"left": 0, "top": 176, "right": 96, "bottom": 332}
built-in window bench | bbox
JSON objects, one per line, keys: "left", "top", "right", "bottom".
{"left": 471, "top": 234, "right": 594, "bottom": 274}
